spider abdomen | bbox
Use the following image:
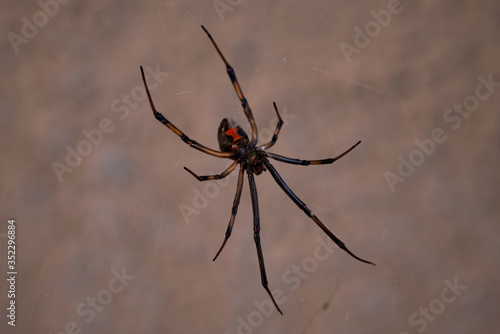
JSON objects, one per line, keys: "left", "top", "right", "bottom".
{"left": 217, "top": 118, "right": 249, "bottom": 152}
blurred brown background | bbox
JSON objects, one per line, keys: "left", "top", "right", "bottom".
{"left": 1, "top": 0, "right": 499, "bottom": 333}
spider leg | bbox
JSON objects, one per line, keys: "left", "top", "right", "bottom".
{"left": 247, "top": 169, "right": 284, "bottom": 315}
{"left": 201, "top": 25, "right": 259, "bottom": 145}
{"left": 184, "top": 161, "right": 238, "bottom": 181}
{"left": 140, "top": 66, "right": 232, "bottom": 158}
{"left": 263, "top": 159, "right": 375, "bottom": 266}
{"left": 258, "top": 102, "right": 284, "bottom": 150}
{"left": 213, "top": 164, "right": 245, "bottom": 261}
{"left": 265, "top": 141, "right": 361, "bottom": 165}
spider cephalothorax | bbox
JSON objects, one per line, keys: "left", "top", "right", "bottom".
{"left": 140, "top": 25, "right": 374, "bottom": 315}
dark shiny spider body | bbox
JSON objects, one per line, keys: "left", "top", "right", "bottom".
{"left": 140, "top": 26, "right": 374, "bottom": 315}
{"left": 218, "top": 118, "right": 266, "bottom": 175}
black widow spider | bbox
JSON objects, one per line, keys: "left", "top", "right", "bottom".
{"left": 140, "top": 25, "right": 374, "bottom": 315}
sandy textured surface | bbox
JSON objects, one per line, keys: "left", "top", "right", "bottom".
{"left": 1, "top": 0, "right": 499, "bottom": 333}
